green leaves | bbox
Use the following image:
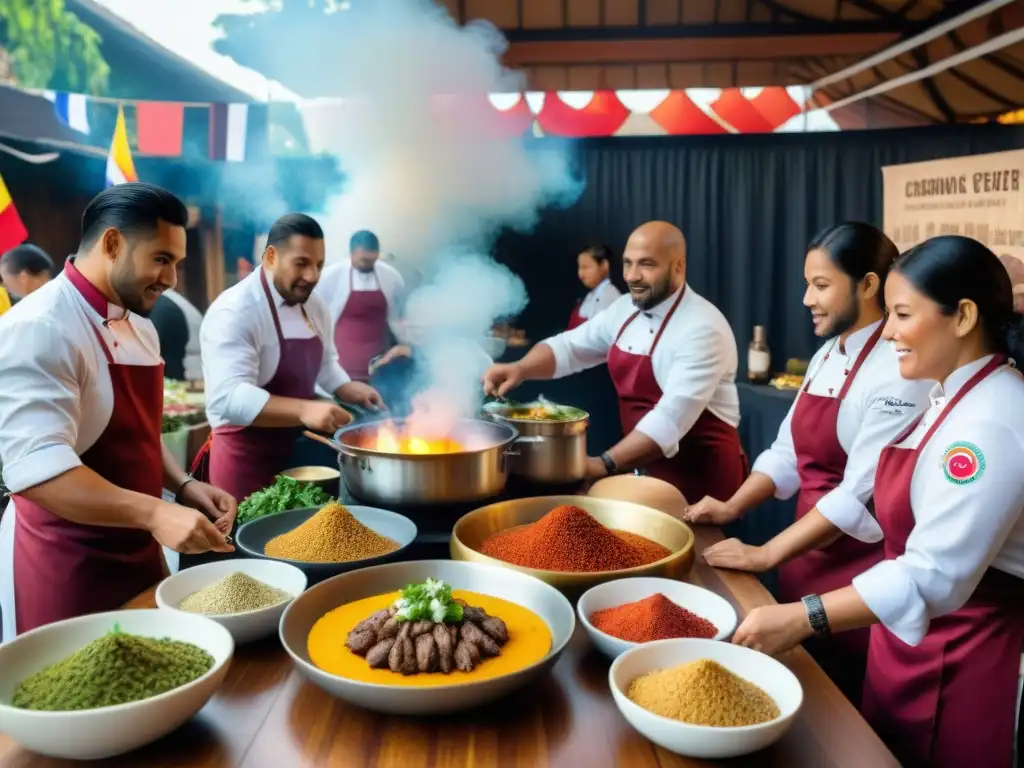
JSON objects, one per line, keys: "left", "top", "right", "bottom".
{"left": 236, "top": 475, "right": 334, "bottom": 525}
{"left": 392, "top": 578, "right": 461, "bottom": 624}
{"left": 0, "top": 0, "right": 109, "bottom": 94}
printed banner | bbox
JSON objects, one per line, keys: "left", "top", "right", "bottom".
{"left": 882, "top": 150, "right": 1024, "bottom": 311}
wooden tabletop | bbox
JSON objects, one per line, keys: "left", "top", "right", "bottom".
{"left": 0, "top": 527, "right": 898, "bottom": 768}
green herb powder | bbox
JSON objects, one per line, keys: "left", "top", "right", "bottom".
{"left": 179, "top": 571, "right": 290, "bottom": 615}
{"left": 12, "top": 628, "right": 214, "bottom": 711}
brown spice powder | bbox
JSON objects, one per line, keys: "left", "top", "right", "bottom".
{"left": 265, "top": 503, "right": 399, "bottom": 563}
{"left": 626, "top": 658, "right": 780, "bottom": 727}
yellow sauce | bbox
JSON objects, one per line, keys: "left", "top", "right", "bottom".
{"left": 307, "top": 590, "right": 552, "bottom": 687}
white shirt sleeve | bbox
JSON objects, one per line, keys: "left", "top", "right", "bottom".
{"left": 544, "top": 305, "right": 618, "bottom": 378}
{"left": 635, "top": 323, "right": 730, "bottom": 457}
{"left": 750, "top": 399, "right": 802, "bottom": 500}
{"left": 0, "top": 317, "right": 84, "bottom": 492}
{"left": 309, "top": 299, "right": 350, "bottom": 393}
{"left": 200, "top": 307, "right": 272, "bottom": 428}
{"left": 852, "top": 420, "right": 1024, "bottom": 646}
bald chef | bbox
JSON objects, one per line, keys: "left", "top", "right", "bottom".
{"left": 197, "top": 213, "right": 383, "bottom": 503}
{"left": 483, "top": 221, "right": 746, "bottom": 500}
{"left": 316, "top": 230, "right": 406, "bottom": 382}
{"left": 0, "top": 183, "right": 235, "bottom": 641}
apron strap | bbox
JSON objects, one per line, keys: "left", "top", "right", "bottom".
{"left": 836, "top": 323, "right": 885, "bottom": 401}
{"left": 259, "top": 267, "right": 317, "bottom": 344}
{"left": 915, "top": 354, "right": 1007, "bottom": 454}
{"left": 613, "top": 284, "right": 687, "bottom": 353}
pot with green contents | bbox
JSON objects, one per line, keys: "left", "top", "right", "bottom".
{"left": 482, "top": 400, "right": 589, "bottom": 484}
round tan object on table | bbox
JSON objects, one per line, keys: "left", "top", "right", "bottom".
{"left": 588, "top": 475, "right": 687, "bottom": 519}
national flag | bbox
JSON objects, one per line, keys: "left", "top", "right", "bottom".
{"left": 136, "top": 101, "right": 185, "bottom": 157}
{"left": 106, "top": 106, "right": 138, "bottom": 187}
{"left": 0, "top": 172, "right": 29, "bottom": 254}
{"left": 209, "top": 103, "right": 269, "bottom": 162}
{"left": 43, "top": 90, "right": 91, "bottom": 134}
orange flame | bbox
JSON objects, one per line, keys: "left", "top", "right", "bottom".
{"left": 372, "top": 420, "right": 464, "bottom": 454}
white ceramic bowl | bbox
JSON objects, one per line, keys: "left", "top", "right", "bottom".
{"left": 280, "top": 559, "right": 576, "bottom": 715}
{"left": 0, "top": 609, "right": 233, "bottom": 760}
{"left": 156, "top": 558, "right": 308, "bottom": 644}
{"left": 609, "top": 638, "right": 803, "bottom": 759}
{"left": 578, "top": 577, "right": 738, "bottom": 659}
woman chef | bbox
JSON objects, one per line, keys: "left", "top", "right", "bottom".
{"left": 484, "top": 221, "right": 746, "bottom": 503}
{"left": 732, "top": 235, "right": 1024, "bottom": 768}
{"left": 0, "top": 183, "right": 234, "bottom": 641}
{"left": 685, "top": 222, "right": 931, "bottom": 703}
{"left": 568, "top": 244, "right": 622, "bottom": 330}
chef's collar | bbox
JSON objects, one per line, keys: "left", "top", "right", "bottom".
{"left": 838, "top": 319, "right": 883, "bottom": 358}
{"left": 590, "top": 278, "right": 611, "bottom": 297}
{"left": 640, "top": 283, "right": 687, "bottom": 320}
{"left": 262, "top": 267, "right": 291, "bottom": 309}
{"left": 929, "top": 354, "right": 996, "bottom": 407}
{"left": 64, "top": 257, "right": 130, "bottom": 321}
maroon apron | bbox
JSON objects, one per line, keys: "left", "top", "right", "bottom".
{"left": 776, "top": 324, "right": 886, "bottom": 705}
{"left": 12, "top": 273, "right": 165, "bottom": 634}
{"left": 568, "top": 300, "right": 585, "bottom": 330}
{"left": 334, "top": 268, "right": 389, "bottom": 383}
{"left": 863, "top": 354, "right": 1024, "bottom": 767}
{"left": 195, "top": 269, "right": 324, "bottom": 504}
{"left": 606, "top": 287, "right": 747, "bottom": 503}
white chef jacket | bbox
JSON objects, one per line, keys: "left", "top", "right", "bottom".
{"left": 578, "top": 279, "right": 622, "bottom": 320}
{"left": 201, "top": 267, "right": 350, "bottom": 430}
{"left": 851, "top": 356, "right": 1024, "bottom": 646}
{"left": 162, "top": 289, "right": 204, "bottom": 382}
{"left": 752, "top": 321, "right": 932, "bottom": 541}
{"left": 316, "top": 258, "right": 405, "bottom": 330}
{"left": 0, "top": 263, "right": 165, "bottom": 642}
{"left": 543, "top": 284, "right": 740, "bottom": 458}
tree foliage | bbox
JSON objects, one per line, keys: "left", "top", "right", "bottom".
{"left": 0, "top": 0, "right": 109, "bottom": 94}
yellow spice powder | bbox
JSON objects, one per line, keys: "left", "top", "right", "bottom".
{"left": 265, "top": 503, "right": 400, "bottom": 563}
{"left": 626, "top": 658, "right": 780, "bottom": 727}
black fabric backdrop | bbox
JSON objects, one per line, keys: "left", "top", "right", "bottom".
{"left": 496, "top": 123, "right": 1024, "bottom": 367}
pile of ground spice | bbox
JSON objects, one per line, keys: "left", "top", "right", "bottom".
{"left": 13, "top": 628, "right": 213, "bottom": 711}
{"left": 179, "top": 572, "right": 291, "bottom": 615}
{"left": 479, "top": 504, "right": 670, "bottom": 572}
{"left": 627, "top": 659, "right": 780, "bottom": 727}
{"left": 590, "top": 594, "right": 718, "bottom": 642}
{"left": 265, "top": 502, "right": 399, "bottom": 563}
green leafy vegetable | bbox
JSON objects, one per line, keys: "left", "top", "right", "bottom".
{"left": 391, "top": 578, "right": 463, "bottom": 624}
{"left": 161, "top": 413, "right": 187, "bottom": 434}
{"left": 237, "top": 475, "right": 335, "bottom": 525}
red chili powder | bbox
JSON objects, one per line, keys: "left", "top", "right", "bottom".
{"left": 590, "top": 593, "right": 717, "bottom": 642}
{"left": 479, "top": 504, "right": 670, "bottom": 572}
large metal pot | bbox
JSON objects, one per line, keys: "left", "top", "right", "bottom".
{"left": 484, "top": 406, "right": 589, "bottom": 484}
{"left": 332, "top": 418, "right": 520, "bottom": 507}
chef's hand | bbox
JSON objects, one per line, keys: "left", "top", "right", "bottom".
{"left": 300, "top": 400, "right": 353, "bottom": 432}
{"left": 585, "top": 456, "right": 609, "bottom": 480}
{"left": 702, "top": 538, "right": 773, "bottom": 573}
{"left": 732, "top": 603, "right": 812, "bottom": 655}
{"left": 369, "top": 345, "right": 411, "bottom": 375}
{"left": 337, "top": 381, "right": 385, "bottom": 411}
{"left": 482, "top": 363, "right": 524, "bottom": 398}
{"left": 683, "top": 496, "right": 741, "bottom": 525}
{"left": 179, "top": 480, "right": 238, "bottom": 535}
{"left": 149, "top": 502, "right": 234, "bottom": 554}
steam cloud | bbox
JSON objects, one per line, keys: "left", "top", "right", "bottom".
{"left": 298, "top": 0, "right": 582, "bottom": 424}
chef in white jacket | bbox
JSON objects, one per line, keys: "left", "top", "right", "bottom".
{"left": 732, "top": 236, "right": 1024, "bottom": 768}
{"left": 0, "top": 183, "right": 234, "bottom": 641}
{"left": 568, "top": 244, "right": 622, "bottom": 329}
{"left": 687, "top": 222, "right": 931, "bottom": 704}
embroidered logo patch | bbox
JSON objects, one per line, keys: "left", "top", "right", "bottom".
{"left": 942, "top": 442, "right": 985, "bottom": 485}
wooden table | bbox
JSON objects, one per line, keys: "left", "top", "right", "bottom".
{"left": 0, "top": 527, "right": 898, "bottom": 768}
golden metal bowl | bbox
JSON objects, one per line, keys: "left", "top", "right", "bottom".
{"left": 450, "top": 495, "right": 695, "bottom": 598}
{"left": 280, "top": 466, "right": 341, "bottom": 495}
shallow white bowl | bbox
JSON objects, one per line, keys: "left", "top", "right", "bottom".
{"left": 578, "top": 577, "right": 738, "bottom": 660}
{"left": 609, "top": 638, "right": 803, "bottom": 759}
{"left": 0, "top": 609, "right": 233, "bottom": 760}
{"left": 280, "top": 559, "right": 575, "bottom": 715}
{"left": 156, "top": 558, "right": 308, "bottom": 644}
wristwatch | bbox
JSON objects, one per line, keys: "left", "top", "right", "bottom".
{"left": 600, "top": 452, "right": 617, "bottom": 475}
{"left": 175, "top": 473, "right": 196, "bottom": 504}
{"left": 801, "top": 593, "right": 831, "bottom": 638}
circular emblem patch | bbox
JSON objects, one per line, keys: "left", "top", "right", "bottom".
{"left": 942, "top": 442, "right": 985, "bottom": 485}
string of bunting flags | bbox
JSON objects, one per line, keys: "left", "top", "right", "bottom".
{"left": 26, "top": 84, "right": 836, "bottom": 161}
